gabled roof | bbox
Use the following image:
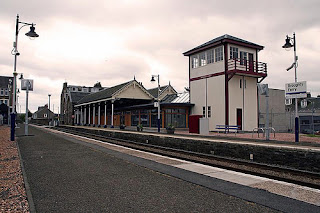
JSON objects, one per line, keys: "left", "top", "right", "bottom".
{"left": 76, "top": 80, "right": 154, "bottom": 105}
{"left": 77, "top": 81, "right": 131, "bottom": 105}
{"left": 148, "top": 84, "right": 177, "bottom": 99}
{"left": 148, "top": 85, "right": 169, "bottom": 98}
{"left": 0, "top": 76, "right": 13, "bottom": 88}
{"left": 183, "top": 34, "right": 264, "bottom": 56}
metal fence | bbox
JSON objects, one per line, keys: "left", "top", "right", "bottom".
{"left": 259, "top": 111, "right": 320, "bottom": 133}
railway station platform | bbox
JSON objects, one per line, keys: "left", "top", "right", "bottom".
{"left": 16, "top": 124, "right": 320, "bottom": 212}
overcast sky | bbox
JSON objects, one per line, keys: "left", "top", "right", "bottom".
{"left": 1, "top": 0, "right": 319, "bottom": 113}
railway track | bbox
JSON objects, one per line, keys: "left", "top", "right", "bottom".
{"left": 52, "top": 126, "right": 320, "bottom": 189}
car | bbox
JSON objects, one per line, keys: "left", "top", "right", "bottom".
{"left": 301, "top": 129, "right": 314, "bottom": 134}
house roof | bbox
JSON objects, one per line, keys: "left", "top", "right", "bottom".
{"left": 77, "top": 80, "right": 135, "bottom": 105}
{"left": 34, "top": 105, "right": 54, "bottom": 115}
{"left": 161, "top": 93, "right": 190, "bottom": 104}
{"left": 0, "top": 76, "right": 13, "bottom": 88}
{"left": 183, "top": 34, "right": 264, "bottom": 56}
{"left": 70, "top": 92, "right": 90, "bottom": 104}
{"left": 148, "top": 85, "right": 169, "bottom": 98}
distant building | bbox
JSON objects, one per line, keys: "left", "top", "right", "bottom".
{"left": 258, "top": 88, "right": 290, "bottom": 132}
{"left": 291, "top": 96, "right": 320, "bottom": 133}
{"left": 0, "top": 76, "right": 13, "bottom": 124}
{"left": 32, "top": 104, "right": 54, "bottom": 120}
{"left": 258, "top": 88, "right": 320, "bottom": 133}
{"left": 60, "top": 82, "right": 106, "bottom": 125}
{"left": 183, "top": 34, "right": 267, "bottom": 131}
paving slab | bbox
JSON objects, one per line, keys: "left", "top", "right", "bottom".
{"left": 175, "top": 163, "right": 225, "bottom": 174}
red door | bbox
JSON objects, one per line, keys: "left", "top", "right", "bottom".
{"left": 248, "top": 53, "right": 254, "bottom": 72}
{"left": 237, "top": 109, "right": 242, "bottom": 130}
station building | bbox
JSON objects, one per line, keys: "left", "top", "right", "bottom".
{"left": 183, "top": 34, "right": 267, "bottom": 131}
{"left": 61, "top": 79, "right": 192, "bottom": 128}
{"left": 0, "top": 76, "right": 13, "bottom": 124}
{"left": 60, "top": 82, "right": 106, "bottom": 125}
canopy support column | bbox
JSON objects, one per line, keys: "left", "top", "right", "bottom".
{"left": 104, "top": 101, "right": 107, "bottom": 128}
{"left": 111, "top": 100, "right": 114, "bottom": 128}
{"left": 98, "top": 103, "right": 101, "bottom": 127}
{"left": 93, "top": 104, "right": 96, "bottom": 127}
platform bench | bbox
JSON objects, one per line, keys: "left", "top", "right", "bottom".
{"left": 216, "top": 125, "right": 240, "bottom": 134}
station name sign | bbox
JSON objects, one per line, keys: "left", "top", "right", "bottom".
{"left": 285, "top": 81, "right": 307, "bottom": 98}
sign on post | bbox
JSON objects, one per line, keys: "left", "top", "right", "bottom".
{"left": 285, "top": 98, "right": 292, "bottom": 105}
{"left": 301, "top": 99, "right": 307, "bottom": 108}
{"left": 21, "top": 79, "right": 34, "bottom": 91}
{"left": 285, "top": 81, "right": 307, "bottom": 98}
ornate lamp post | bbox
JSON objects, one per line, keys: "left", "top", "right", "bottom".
{"left": 48, "top": 94, "right": 51, "bottom": 125}
{"left": 10, "top": 14, "right": 39, "bottom": 141}
{"left": 151, "top": 74, "right": 160, "bottom": 133}
{"left": 282, "top": 33, "right": 299, "bottom": 142}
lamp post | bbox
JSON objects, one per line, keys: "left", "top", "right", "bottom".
{"left": 10, "top": 14, "right": 39, "bottom": 141}
{"left": 8, "top": 79, "right": 12, "bottom": 125}
{"left": 25, "top": 79, "right": 30, "bottom": 136}
{"left": 282, "top": 32, "right": 299, "bottom": 142}
{"left": 48, "top": 94, "right": 51, "bottom": 125}
{"left": 151, "top": 74, "right": 160, "bottom": 133}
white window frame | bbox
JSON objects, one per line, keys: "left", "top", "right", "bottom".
{"left": 192, "top": 55, "right": 199, "bottom": 68}
{"left": 0, "top": 89, "right": 3, "bottom": 95}
{"left": 215, "top": 46, "right": 223, "bottom": 62}
{"left": 5, "top": 89, "right": 8, "bottom": 96}
{"left": 240, "top": 51, "right": 247, "bottom": 65}
{"left": 207, "top": 49, "right": 214, "bottom": 64}
{"left": 199, "top": 52, "right": 206, "bottom": 66}
{"left": 208, "top": 106, "right": 211, "bottom": 118}
{"left": 230, "top": 46, "right": 238, "bottom": 59}
{"left": 44, "top": 114, "right": 48, "bottom": 118}
{"left": 202, "top": 106, "right": 206, "bottom": 117}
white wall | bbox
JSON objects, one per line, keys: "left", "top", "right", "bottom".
{"left": 190, "top": 75, "right": 225, "bottom": 131}
{"left": 116, "top": 82, "right": 152, "bottom": 100}
{"left": 244, "top": 77, "right": 258, "bottom": 130}
{"left": 190, "top": 79, "right": 206, "bottom": 116}
{"left": 229, "top": 75, "right": 243, "bottom": 127}
{"left": 229, "top": 76, "right": 258, "bottom": 131}
{"left": 207, "top": 76, "right": 226, "bottom": 130}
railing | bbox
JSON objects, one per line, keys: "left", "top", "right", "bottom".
{"left": 252, "top": 127, "right": 276, "bottom": 138}
{"left": 228, "top": 58, "right": 267, "bottom": 74}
